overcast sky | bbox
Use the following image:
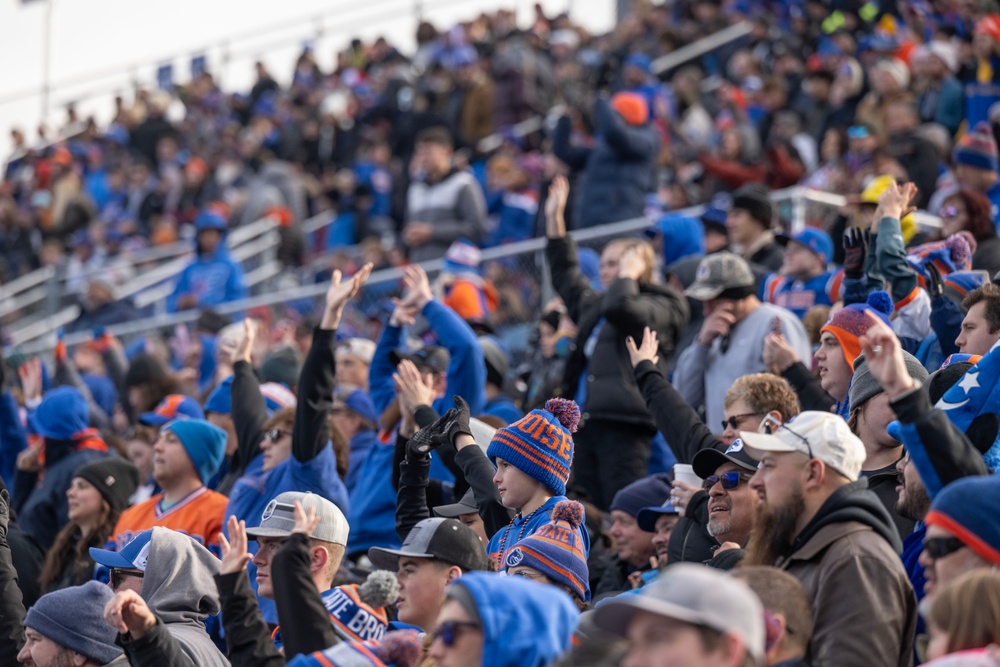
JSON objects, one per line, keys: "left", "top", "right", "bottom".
{"left": 0, "top": 0, "right": 616, "bottom": 153}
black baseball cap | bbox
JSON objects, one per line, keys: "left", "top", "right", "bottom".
{"left": 368, "top": 518, "right": 488, "bottom": 572}
{"left": 433, "top": 488, "right": 479, "bottom": 518}
{"left": 389, "top": 346, "right": 449, "bottom": 374}
{"left": 692, "top": 439, "right": 759, "bottom": 479}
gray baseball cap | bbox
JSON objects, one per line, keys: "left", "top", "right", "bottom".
{"left": 591, "top": 563, "right": 765, "bottom": 664}
{"left": 684, "top": 252, "right": 755, "bottom": 301}
{"left": 245, "top": 491, "right": 349, "bottom": 546}
{"left": 368, "top": 517, "right": 489, "bottom": 572}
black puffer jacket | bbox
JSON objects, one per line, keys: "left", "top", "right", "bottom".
{"left": 547, "top": 236, "right": 689, "bottom": 428}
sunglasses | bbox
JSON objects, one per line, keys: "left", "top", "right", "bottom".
{"left": 431, "top": 620, "right": 481, "bottom": 647}
{"left": 265, "top": 428, "right": 291, "bottom": 442}
{"left": 110, "top": 568, "right": 145, "bottom": 589}
{"left": 703, "top": 471, "right": 754, "bottom": 490}
{"left": 847, "top": 125, "right": 870, "bottom": 139}
{"left": 940, "top": 205, "right": 960, "bottom": 220}
{"left": 923, "top": 536, "right": 966, "bottom": 560}
{"left": 721, "top": 412, "right": 763, "bottom": 431}
{"left": 761, "top": 415, "right": 815, "bottom": 459}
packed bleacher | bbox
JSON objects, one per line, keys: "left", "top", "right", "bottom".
{"left": 4, "top": 1, "right": 1000, "bottom": 666}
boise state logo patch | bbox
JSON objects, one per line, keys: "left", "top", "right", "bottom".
{"left": 505, "top": 547, "right": 525, "bottom": 568}
{"left": 262, "top": 499, "right": 277, "bottom": 521}
{"left": 725, "top": 439, "right": 744, "bottom": 454}
{"left": 696, "top": 263, "right": 710, "bottom": 282}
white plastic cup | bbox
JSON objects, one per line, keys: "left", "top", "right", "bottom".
{"left": 673, "top": 463, "right": 702, "bottom": 488}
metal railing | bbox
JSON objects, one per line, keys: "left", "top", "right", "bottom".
{"left": 9, "top": 184, "right": 931, "bottom": 356}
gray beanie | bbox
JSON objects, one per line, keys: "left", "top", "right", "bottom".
{"left": 850, "top": 351, "right": 929, "bottom": 412}
{"left": 24, "top": 581, "right": 123, "bottom": 664}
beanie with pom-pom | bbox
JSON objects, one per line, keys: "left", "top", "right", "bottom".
{"left": 820, "top": 290, "right": 894, "bottom": 369}
{"left": 486, "top": 398, "right": 579, "bottom": 495}
{"left": 503, "top": 500, "right": 590, "bottom": 601}
{"left": 305, "top": 629, "right": 423, "bottom": 667}
{"left": 906, "top": 234, "right": 973, "bottom": 289}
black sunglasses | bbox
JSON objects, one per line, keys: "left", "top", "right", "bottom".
{"left": 721, "top": 412, "right": 763, "bottom": 431}
{"left": 431, "top": 620, "right": 481, "bottom": 647}
{"left": 923, "top": 536, "right": 966, "bottom": 560}
{"left": 703, "top": 471, "right": 754, "bottom": 490}
{"left": 110, "top": 568, "right": 145, "bottom": 589}
{"left": 265, "top": 428, "right": 291, "bottom": 442}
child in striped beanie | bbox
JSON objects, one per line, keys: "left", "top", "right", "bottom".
{"left": 503, "top": 500, "right": 590, "bottom": 607}
{"left": 484, "top": 398, "right": 591, "bottom": 570}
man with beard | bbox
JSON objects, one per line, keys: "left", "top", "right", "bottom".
{"left": 741, "top": 411, "right": 916, "bottom": 667}
{"left": 689, "top": 439, "right": 760, "bottom": 569}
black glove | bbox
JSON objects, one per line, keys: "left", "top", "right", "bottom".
{"left": 926, "top": 263, "right": 945, "bottom": 299}
{"left": 406, "top": 396, "right": 473, "bottom": 455}
{"left": 843, "top": 227, "right": 867, "bottom": 280}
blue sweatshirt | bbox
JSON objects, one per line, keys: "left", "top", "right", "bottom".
{"left": 224, "top": 446, "right": 348, "bottom": 625}
{"left": 456, "top": 572, "right": 580, "bottom": 667}
{"left": 369, "top": 299, "right": 487, "bottom": 483}
{"left": 344, "top": 429, "right": 379, "bottom": 494}
{"left": 487, "top": 495, "right": 590, "bottom": 567}
{"left": 167, "top": 214, "right": 248, "bottom": 312}
{"left": 0, "top": 392, "right": 28, "bottom": 489}
{"left": 345, "top": 438, "right": 400, "bottom": 557}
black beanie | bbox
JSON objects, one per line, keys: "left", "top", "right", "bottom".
{"left": 732, "top": 184, "right": 774, "bottom": 228}
{"left": 74, "top": 457, "right": 140, "bottom": 513}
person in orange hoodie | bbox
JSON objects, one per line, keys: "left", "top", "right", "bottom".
{"left": 436, "top": 240, "right": 498, "bottom": 334}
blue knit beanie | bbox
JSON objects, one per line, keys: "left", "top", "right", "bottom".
{"left": 609, "top": 473, "right": 674, "bottom": 518}
{"left": 504, "top": 500, "right": 590, "bottom": 601}
{"left": 30, "top": 386, "right": 88, "bottom": 440}
{"left": 926, "top": 475, "right": 1000, "bottom": 566}
{"left": 25, "top": 581, "right": 122, "bottom": 664}
{"left": 486, "top": 398, "right": 580, "bottom": 496}
{"left": 164, "top": 419, "right": 227, "bottom": 484}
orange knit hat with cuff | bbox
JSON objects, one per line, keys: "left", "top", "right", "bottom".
{"left": 611, "top": 92, "right": 649, "bottom": 126}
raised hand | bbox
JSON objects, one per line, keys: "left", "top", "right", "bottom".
{"left": 858, "top": 310, "right": 915, "bottom": 400}
{"left": 218, "top": 515, "right": 252, "bottom": 575}
{"left": 763, "top": 332, "right": 800, "bottom": 374}
{"left": 544, "top": 175, "right": 569, "bottom": 239}
{"left": 618, "top": 245, "right": 646, "bottom": 281}
{"left": 236, "top": 318, "right": 256, "bottom": 365}
{"left": 394, "top": 359, "right": 436, "bottom": 416}
{"left": 625, "top": 327, "right": 660, "bottom": 368}
{"left": 291, "top": 500, "right": 320, "bottom": 537}
{"left": 874, "top": 180, "right": 918, "bottom": 227}
{"left": 104, "top": 589, "right": 157, "bottom": 638}
{"left": 322, "top": 262, "right": 374, "bottom": 329}
{"left": 842, "top": 227, "right": 867, "bottom": 279}
{"left": 18, "top": 357, "right": 42, "bottom": 403}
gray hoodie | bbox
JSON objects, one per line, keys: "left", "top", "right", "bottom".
{"left": 140, "top": 527, "right": 230, "bottom": 667}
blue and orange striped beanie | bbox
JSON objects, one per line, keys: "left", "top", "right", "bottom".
{"left": 486, "top": 398, "right": 580, "bottom": 495}
{"left": 504, "top": 500, "right": 590, "bottom": 601}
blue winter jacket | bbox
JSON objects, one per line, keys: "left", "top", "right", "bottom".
{"left": 553, "top": 97, "right": 659, "bottom": 229}
{"left": 167, "top": 213, "right": 248, "bottom": 312}
{"left": 345, "top": 438, "right": 399, "bottom": 557}
{"left": 344, "top": 429, "right": 379, "bottom": 494}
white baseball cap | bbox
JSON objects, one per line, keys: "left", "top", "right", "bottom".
{"left": 740, "top": 411, "right": 866, "bottom": 481}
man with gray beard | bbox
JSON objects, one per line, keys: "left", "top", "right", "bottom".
{"left": 689, "top": 438, "right": 759, "bottom": 569}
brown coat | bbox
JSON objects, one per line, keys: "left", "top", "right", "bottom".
{"left": 781, "top": 519, "right": 917, "bottom": 667}
{"left": 460, "top": 77, "right": 495, "bottom": 147}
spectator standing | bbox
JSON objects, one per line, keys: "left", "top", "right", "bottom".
{"left": 402, "top": 127, "right": 487, "bottom": 262}
{"left": 545, "top": 177, "right": 689, "bottom": 509}
{"left": 726, "top": 184, "right": 785, "bottom": 273}
{"left": 673, "top": 252, "right": 810, "bottom": 433}
{"left": 552, "top": 94, "right": 659, "bottom": 229}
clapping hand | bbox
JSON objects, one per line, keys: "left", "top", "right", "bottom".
{"left": 322, "top": 263, "right": 374, "bottom": 329}
{"left": 218, "top": 515, "right": 252, "bottom": 575}
{"left": 858, "top": 310, "right": 916, "bottom": 400}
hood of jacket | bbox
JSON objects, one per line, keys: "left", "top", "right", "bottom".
{"left": 140, "top": 526, "right": 221, "bottom": 627}
{"left": 787, "top": 479, "right": 902, "bottom": 558}
{"left": 193, "top": 210, "right": 231, "bottom": 260}
{"left": 454, "top": 572, "right": 578, "bottom": 667}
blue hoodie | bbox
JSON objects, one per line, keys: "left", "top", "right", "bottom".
{"left": 345, "top": 435, "right": 400, "bottom": 557}
{"left": 166, "top": 211, "right": 248, "bottom": 312}
{"left": 453, "top": 572, "right": 579, "bottom": 667}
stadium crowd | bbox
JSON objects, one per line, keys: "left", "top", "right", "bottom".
{"left": 4, "top": 0, "right": 1000, "bottom": 665}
